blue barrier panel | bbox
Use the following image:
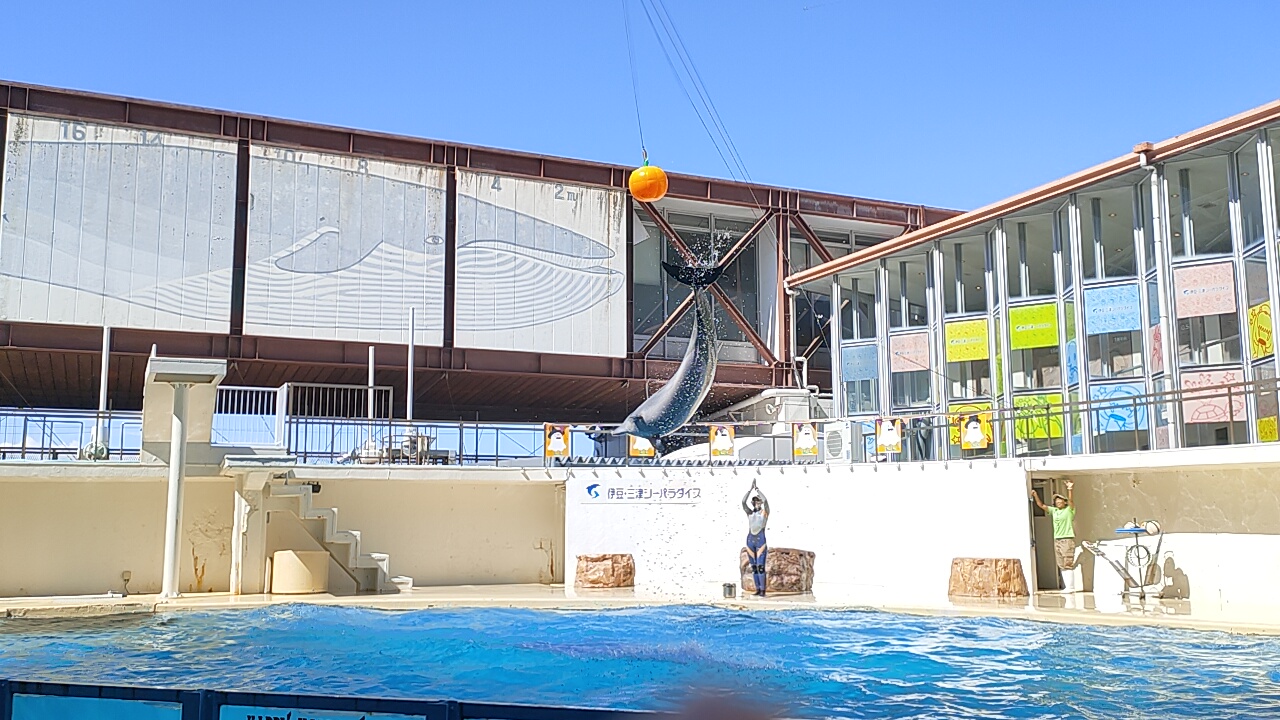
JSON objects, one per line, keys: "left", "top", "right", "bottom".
{"left": 457, "top": 702, "right": 667, "bottom": 720}
{"left": 3, "top": 681, "right": 197, "bottom": 720}
{"left": 1, "top": 682, "right": 671, "bottom": 720}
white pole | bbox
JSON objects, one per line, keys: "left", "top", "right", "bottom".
{"left": 160, "top": 383, "right": 190, "bottom": 598}
{"left": 406, "top": 308, "right": 416, "bottom": 422}
{"left": 93, "top": 326, "right": 111, "bottom": 447}
{"left": 367, "top": 345, "right": 375, "bottom": 444}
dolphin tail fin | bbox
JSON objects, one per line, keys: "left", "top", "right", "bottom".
{"left": 661, "top": 262, "right": 724, "bottom": 289}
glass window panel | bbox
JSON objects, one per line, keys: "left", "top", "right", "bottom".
{"left": 1004, "top": 223, "right": 1020, "bottom": 299}
{"left": 1256, "top": 361, "right": 1278, "bottom": 442}
{"left": 887, "top": 262, "right": 903, "bottom": 329}
{"left": 1012, "top": 346, "right": 1061, "bottom": 390}
{"left": 1087, "top": 331, "right": 1144, "bottom": 379}
{"left": 943, "top": 242, "right": 959, "bottom": 315}
{"left": 1238, "top": 136, "right": 1265, "bottom": 249}
{"left": 1177, "top": 314, "right": 1243, "bottom": 366}
{"left": 845, "top": 379, "right": 878, "bottom": 414}
{"left": 839, "top": 273, "right": 877, "bottom": 341}
{"left": 891, "top": 370, "right": 931, "bottom": 408}
{"left": 1271, "top": 128, "right": 1280, "bottom": 240}
{"left": 1058, "top": 206, "right": 1074, "bottom": 291}
{"left": 1080, "top": 204, "right": 1097, "bottom": 281}
{"left": 1007, "top": 215, "right": 1056, "bottom": 298}
{"left": 1079, "top": 187, "right": 1137, "bottom": 279}
{"left": 947, "top": 360, "right": 991, "bottom": 400}
{"left": 942, "top": 236, "right": 987, "bottom": 315}
{"left": 794, "top": 291, "right": 831, "bottom": 370}
{"left": 1166, "top": 155, "right": 1232, "bottom": 256}
{"left": 709, "top": 217, "right": 758, "bottom": 347}
{"left": 1245, "top": 250, "right": 1272, "bottom": 361}
{"left": 887, "top": 257, "right": 928, "bottom": 328}
{"left": 632, "top": 221, "right": 664, "bottom": 344}
{"left": 1140, "top": 179, "right": 1156, "bottom": 271}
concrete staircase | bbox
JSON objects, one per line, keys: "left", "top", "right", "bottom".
{"left": 267, "top": 482, "right": 391, "bottom": 593}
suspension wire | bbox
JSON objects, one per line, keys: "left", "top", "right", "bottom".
{"left": 649, "top": 0, "right": 754, "bottom": 186}
{"left": 636, "top": 0, "right": 741, "bottom": 183}
{"left": 621, "top": 0, "right": 647, "bottom": 161}
{"left": 633, "top": 0, "right": 840, "bottom": 371}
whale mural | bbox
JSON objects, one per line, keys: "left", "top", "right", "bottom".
{"left": 614, "top": 262, "right": 724, "bottom": 451}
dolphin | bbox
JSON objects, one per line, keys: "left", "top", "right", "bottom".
{"left": 614, "top": 261, "right": 724, "bottom": 450}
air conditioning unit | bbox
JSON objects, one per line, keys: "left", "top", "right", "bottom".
{"left": 822, "top": 420, "right": 854, "bottom": 464}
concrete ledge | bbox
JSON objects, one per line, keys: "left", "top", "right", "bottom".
{"left": 2, "top": 588, "right": 1277, "bottom": 636}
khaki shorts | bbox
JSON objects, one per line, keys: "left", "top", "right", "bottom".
{"left": 1054, "top": 538, "right": 1076, "bottom": 570}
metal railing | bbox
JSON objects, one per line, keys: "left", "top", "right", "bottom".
{"left": 0, "top": 679, "right": 669, "bottom": 719}
{"left": 0, "top": 409, "right": 141, "bottom": 461}
{"left": 0, "top": 375, "right": 1273, "bottom": 465}
{"left": 843, "top": 376, "right": 1273, "bottom": 462}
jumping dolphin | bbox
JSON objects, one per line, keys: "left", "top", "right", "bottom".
{"left": 614, "top": 261, "right": 724, "bottom": 450}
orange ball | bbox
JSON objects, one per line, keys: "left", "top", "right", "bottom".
{"left": 629, "top": 164, "right": 669, "bottom": 202}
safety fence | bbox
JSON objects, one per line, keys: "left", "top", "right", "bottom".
{"left": 0, "top": 409, "right": 140, "bottom": 461}
{"left": 0, "top": 376, "right": 1274, "bottom": 466}
{"left": 0, "top": 680, "right": 667, "bottom": 720}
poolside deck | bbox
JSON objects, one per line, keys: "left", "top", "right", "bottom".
{"left": 2, "top": 585, "right": 1278, "bottom": 636}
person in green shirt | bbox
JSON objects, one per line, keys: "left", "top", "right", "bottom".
{"left": 1031, "top": 480, "right": 1077, "bottom": 581}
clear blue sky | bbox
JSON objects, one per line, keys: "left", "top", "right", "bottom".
{"left": 3, "top": 0, "right": 1276, "bottom": 211}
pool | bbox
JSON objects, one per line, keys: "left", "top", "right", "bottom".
{"left": 2, "top": 605, "right": 1279, "bottom": 719}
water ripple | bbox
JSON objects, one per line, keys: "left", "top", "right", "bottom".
{"left": 1, "top": 605, "right": 1279, "bottom": 719}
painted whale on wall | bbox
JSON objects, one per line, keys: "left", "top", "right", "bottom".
{"left": 614, "top": 262, "right": 724, "bottom": 448}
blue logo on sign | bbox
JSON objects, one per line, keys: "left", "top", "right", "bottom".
{"left": 586, "top": 484, "right": 600, "bottom": 498}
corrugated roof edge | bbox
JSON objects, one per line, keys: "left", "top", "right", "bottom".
{"left": 786, "top": 97, "right": 1280, "bottom": 288}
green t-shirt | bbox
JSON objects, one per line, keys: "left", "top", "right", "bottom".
{"left": 1047, "top": 505, "right": 1075, "bottom": 539}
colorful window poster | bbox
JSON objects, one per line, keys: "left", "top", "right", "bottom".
{"left": 875, "top": 418, "right": 903, "bottom": 453}
{"left": 544, "top": 424, "right": 570, "bottom": 457}
{"left": 708, "top": 425, "right": 735, "bottom": 458}
{"left": 1259, "top": 416, "right": 1279, "bottom": 443}
{"left": 1249, "top": 300, "right": 1273, "bottom": 360}
{"left": 220, "top": 706, "right": 424, "bottom": 720}
{"left": 1173, "top": 262, "right": 1237, "bottom": 319}
{"left": 954, "top": 412, "right": 991, "bottom": 450}
{"left": 1083, "top": 284, "right": 1142, "bottom": 334}
{"left": 1009, "top": 303, "right": 1059, "bottom": 350}
{"left": 890, "top": 332, "right": 930, "bottom": 373}
{"left": 1180, "top": 369, "right": 1247, "bottom": 424}
{"left": 792, "top": 422, "right": 819, "bottom": 458}
{"left": 948, "top": 402, "right": 992, "bottom": 448}
{"left": 1013, "top": 393, "right": 1065, "bottom": 440}
{"left": 842, "top": 343, "right": 879, "bottom": 381}
{"left": 628, "top": 434, "right": 655, "bottom": 457}
{"left": 12, "top": 695, "right": 182, "bottom": 720}
{"left": 944, "top": 319, "right": 989, "bottom": 362}
{"left": 1150, "top": 323, "right": 1164, "bottom": 375}
{"left": 1088, "top": 382, "right": 1149, "bottom": 434}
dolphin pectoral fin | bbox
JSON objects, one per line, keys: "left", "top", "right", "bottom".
{"left": 661, "top": 262, "right": 724, "bottom": 289}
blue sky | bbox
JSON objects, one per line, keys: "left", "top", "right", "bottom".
{"left": 3, "top": 0, "right": 1276, "bottom": 211}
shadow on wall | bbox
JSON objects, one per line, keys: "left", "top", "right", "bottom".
{"left": 1161, "top": 554, "right": 1192, "bottom": 599}
{"left": 1067, "top": 467, "right": 1280, "bottom": 536}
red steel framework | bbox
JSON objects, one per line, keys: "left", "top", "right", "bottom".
{"left": 0, "top": 81, "right": 960, "bottom": 420}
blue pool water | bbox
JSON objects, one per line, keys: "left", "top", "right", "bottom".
{"left": 2, "top": 605, "right": 1279, "bottom": 719}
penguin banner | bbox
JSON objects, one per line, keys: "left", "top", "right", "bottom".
{"left": 709, "top": 424, "right": 736, "bottom": 458}
{"left": 792, "top": 422, "right": 819, "bottom": 459}
{"left": 628, "top": 434, "right": 656, "bottom": 458}
{"left": 954, "top": 413, "right": 992, "bottom": 450}
{"left": 875, "top": 418, "right": 903, "bottom": 454}
{"left": 544, "top": 424, "right": 571, "bottom": 457}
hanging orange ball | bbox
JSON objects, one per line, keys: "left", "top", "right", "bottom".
{"left": 629, "top": 163, "right": 669, "bottom": 203}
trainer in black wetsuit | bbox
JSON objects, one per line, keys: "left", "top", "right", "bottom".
{"left": 742, "top": 480, "right": 770, "bottom": 597}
